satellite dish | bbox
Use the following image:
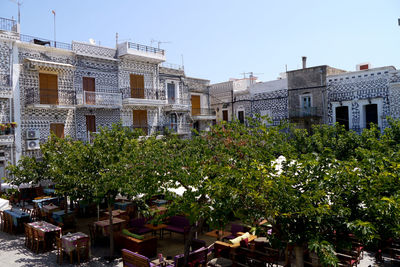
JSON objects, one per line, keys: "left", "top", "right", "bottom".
{"left": 89, "top": 38, "right": 96, "bottom": 45}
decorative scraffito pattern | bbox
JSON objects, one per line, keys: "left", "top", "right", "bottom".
{"left": 72, "top": 41, "right": 117, "bottom": 59}
{"left": 75, "top": 109, "right": 121, "bottom": 141}
{"left": 0, "top": 98, "right": 11, "bottom": 122}
{"left": 327, "top": 68, "right": 397, "bottom": 132}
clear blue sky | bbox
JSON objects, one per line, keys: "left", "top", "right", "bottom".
{"left": 1, "top": 0, "right": 399, "bottom": 83}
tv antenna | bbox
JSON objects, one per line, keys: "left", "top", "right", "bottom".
{"left": 8, "top": 0, "right": 22, "bottom": 24}
{"left": 150, "top": 39, "right": 171, "bottom": 49}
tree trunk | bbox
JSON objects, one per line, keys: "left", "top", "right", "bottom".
{"left": 64, "top": 194, "right": 68, "bottom": 213}
{"left": 294, "top": 244, "right": 304, "bottom": 267}
{"left": 183, "top": 218, "right": 204, "bottom": 266}
{"left": 108, "top": 194, "right": 114, "bottom": 259}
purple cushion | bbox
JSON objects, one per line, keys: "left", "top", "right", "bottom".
{"left": 230, "top": 223, "right": 245, "bottom": 235}
{"left": 134, "top": 227, "right": 152, "bottom": 235}
{"left": 168, "top": 216, "right": 190, "bottom": 227}
{"left": 165, "top": 225, "right": 186, "bottom": 233}
{"left": 130, "top": 218, "right": 147, "bottom": 228}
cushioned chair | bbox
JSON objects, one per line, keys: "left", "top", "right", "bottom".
{"left": 164, "top": 216, "right": 190, "bottom": 242}
{"left": 174, "top": 247, "right": 208, "bottom": 267}
{"left": 117, "top": 232, "right": 158, "bottom": 258}
{"left": 122, "top": 249, "right": 174, "bottom": 267}
{"left": 129, "top": 217, "right": 152, "bottom": 235}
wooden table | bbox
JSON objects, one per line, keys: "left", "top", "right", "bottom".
{"left": 94, "top": 218, "right": 125, "bottom": 236}
{"left": 206, "top": 229, "right": 232, "bottom": 240}
{"left": 104, "top": 209, "right": 127, "bottom": 218}
{"left": 145, "top": 224, "right": 167, "bottom": 239}
{"left": 151, "top": 258, "right": 174, "bottom": 266}
{"left": 28, "top": 221, "right": 61, "bottom": 251}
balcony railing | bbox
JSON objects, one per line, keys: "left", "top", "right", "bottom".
{"left": 0, "top": 17, "right": 17, "bottom": 32}
{"left": 26, "top": 88, "right": 76, "bottom": 106}
{"left": 128, "top": 42, "right": 164, "bottom": 55}
{"left": 165, "top": 123, "right": 192, "bottom": 134}
{"left": 167, "top": 98, "right": 191, "bottom": 105}
{"left": 128, "top": 125, "right": 165, "bottom": 136}
{"left": 78, "top": 91, "right": 122, "bottom": 107}
{"left": 191, "top": 108, "right": 216, "bottom": 116}
{"left": 20, "top": 34, "right": 72, "bottom": 50}
{"left": 161, "top": 62, "right": 184, "bottom": 71}
{"left": 289, "top": 107, "right": 321, "bottom": 118}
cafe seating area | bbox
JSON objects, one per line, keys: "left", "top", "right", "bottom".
{"left": 0, "top": 190, "right": 383, "bottom": 267}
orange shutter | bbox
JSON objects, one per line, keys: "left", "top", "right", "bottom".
{"left": 83, "top": 77, "right": 95, "bottom": 104}
{"left": 191, "top": 95, "right": 200, "bottom": 115}
{"left": 130, "top": 74, "right": 145, "bottom": 98}
{"left": 86, "top": 115, "right": 96, "bottom": 133}
{"left": 50, "top": 123, "right": 64, "bottom": 138}
{"left": 40, "top": 73, "right": 58, "bottom": 104}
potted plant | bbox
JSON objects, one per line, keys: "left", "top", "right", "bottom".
{"left": 0, "top": 124, "right": 5, "bottom": 131}
{"left": 11, "top": 122, "right": 17, "bottom": 128}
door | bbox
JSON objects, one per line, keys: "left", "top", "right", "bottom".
{"left": 83, "top": 77, "right": 95, "bottom": 105}
{"left": 335, "top": 106, "right": 349, "bottom": 131}
{"left": 86, "top": 115, "right": 96, "bottom": 134}
{"left": 50, "top": 123, "right": 65, "bottom": 138}
{"left": 191, "top": 95, "right": 200, "bottom": 115}
{"left": 238, "top": 111, "right": 245, "bottom": 123}
{"left": 39, "top": 73, "right": 58, "bottom": 104}
{"left": 170, "top": 113, "right": 177, "bottom": 132}
{"left": 130, "top": 74, "right": 145, "bottom": 99}
{"left": 167, "top": 83, "right": 176, "bottom": 104}
{"left": 133, "top": 110, "right": 148, "bottom": 134}
{"left": 365, "top": 104, "right": 378, "bottom": 129}
{"left": 222, "top": 110, "right": 228, "bottom": 121}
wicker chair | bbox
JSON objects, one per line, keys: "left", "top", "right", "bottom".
{"left": 24, "top": 223, "right": 32, "bottom": 249}
{"left": 32, "top": 228, "right": 46, "bottom": 253}
{"left": 76, "top": 238, "right": 90, "bottom": 264}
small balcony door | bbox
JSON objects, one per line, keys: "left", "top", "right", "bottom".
{"left": 39, "top": 73, "right": 58, "bottom": 104}
{"left": 133, "top": 110, "right": 148, "bottom": 134}
{"left": 222, "top": 110, "right": 228, "bottom": 121}
{"left": 50, "top": 123, "right": 64, "bottom": 138}
{"left": 167, "top": 83, "right": 176, "bottom": 104}
{"left": 83, "top": 77, "right": 95, "bottom": 105}
{"left": 238, "top": 110, "right": 245, "bottom": 123}
{"left": 191, "top": 95, "right": 200, "bottom": 115}
{"left": 170, "top": 113, "right": 177, "bottom": 132}
{"left": 130, "top": 74, "right": 145, "bottom": 99}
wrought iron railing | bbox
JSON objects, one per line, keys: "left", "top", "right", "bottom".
{"left": 167, "top": 97, "right": 191, "bottom": 105}
{"left": 128, "top": 42, "right": 164, "bottom": 55}
{"left": 161, "top": 62, "right": 184, "bottom": 70}
{"left": 20, "top": 34, "right": 72, "bottom": 50}
{"left": 78, "top": 91, "right": 122, "bottom": 107}
{"left": 128, "top": 88, "right": 166, "bottom": 100}
{"left": 0, "top": 17, "right": 17, "bottom": 32}
{"left": 128, "top": 125, "right": 165, "bottom": 135}
{"left": 0, "top": 128, "right": 14, "bottom": 136}
{"left": 289, "top": 107, "right": 321, "bottom": 118}
{"left": 191, "top": 108, "right": 216, "bottom": 116}
{"left": 26, "top": 88, "right": 76, "bottom": 106}
{"left": 165, "top": 123, "right": 192, "bottom": 134}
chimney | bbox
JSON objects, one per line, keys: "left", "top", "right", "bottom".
{"left": 302, "top": 56, "right": 307, "bottom": 69}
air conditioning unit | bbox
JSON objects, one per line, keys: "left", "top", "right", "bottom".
{"left": 26, "top": 140, "right": 40, "bottom": 150}
{"left": 26, "top": 130, "right": 40, "bottom": 139}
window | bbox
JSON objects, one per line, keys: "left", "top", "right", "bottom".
{"left": 83, "top": 77, "right": 95, "bottom": 105}
{"left": 365, "top": 104, "right": 378, "bottom": 129}
{"left": 335, "top": 106, "right": 349, "bottom": 130}
{"left": 238, "top": 110, "right": 245, "bottom": 123}
{"left": 130, "top": 74, "right": 145, "bottom": 98}
{"left": 167, "top": 83, "right": 176, "bottom": 104}
{"left": 301, "top": 95, "right": 312, "bottom": 109}
{"left": 39, "top": 73, "right": 58, "bottom": 104}
{"left": 50, "top": 123, "right": 64, "bottom": 138}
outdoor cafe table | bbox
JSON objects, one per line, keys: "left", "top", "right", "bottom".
{"left": 42, "top": 203, "right": 59, "bottom": 213}
{"left": 28, "top": 221, "right": 61, "bottom": 250}
{"left": 104, "top": 209, "right": 126, "bottom": 218}
{"left": 94, "top": 218, "right": 125, "bottom": 236}
{"left": 61, "top": 232, "right": 90, "bottom": 253}
{"left": 32, "top": 196, "right": 58, "bottom": 208}
{"left": 4, "top": 209, "right": 30, "bottom": 233}
{"left": 114, "top": 201, "right": 132, "bottom": 210}
{"left": 52, "top": 209, "right": 74, "bottom": 224}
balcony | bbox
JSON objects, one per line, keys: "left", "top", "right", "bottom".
{"left": 117, "top": 42, "right": 166, "bottom": 63}
{"left": 191, "top": 108, "right": 216, "bottom": 120}
{"left": 165, "top": 98, "right": 191, "bottom": 112}
{"left": 289, "top": 107, "right": 321, "bottom": 118}
{"left": 72, "top": 41, "right": 117, "bottom": 60}
{"left": 122, "top": 88, "right": 166, "bottom": 107}
{"left": 77, "top": 91, "right": 122, "bottom": 108}
{"left": 0, "top": 128, "right": 15, "bottom": 145}
{"left": 165, "top": 123, "right": 192, "bottom": 135}
{"left": 128, "top": 125, "right": 165, "bottom": 136}
{"left": 0, "top": 17, "right": 17, "bottom": 32}
{"left": 25, "top": 88, "right": 76, "bottom": 109}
